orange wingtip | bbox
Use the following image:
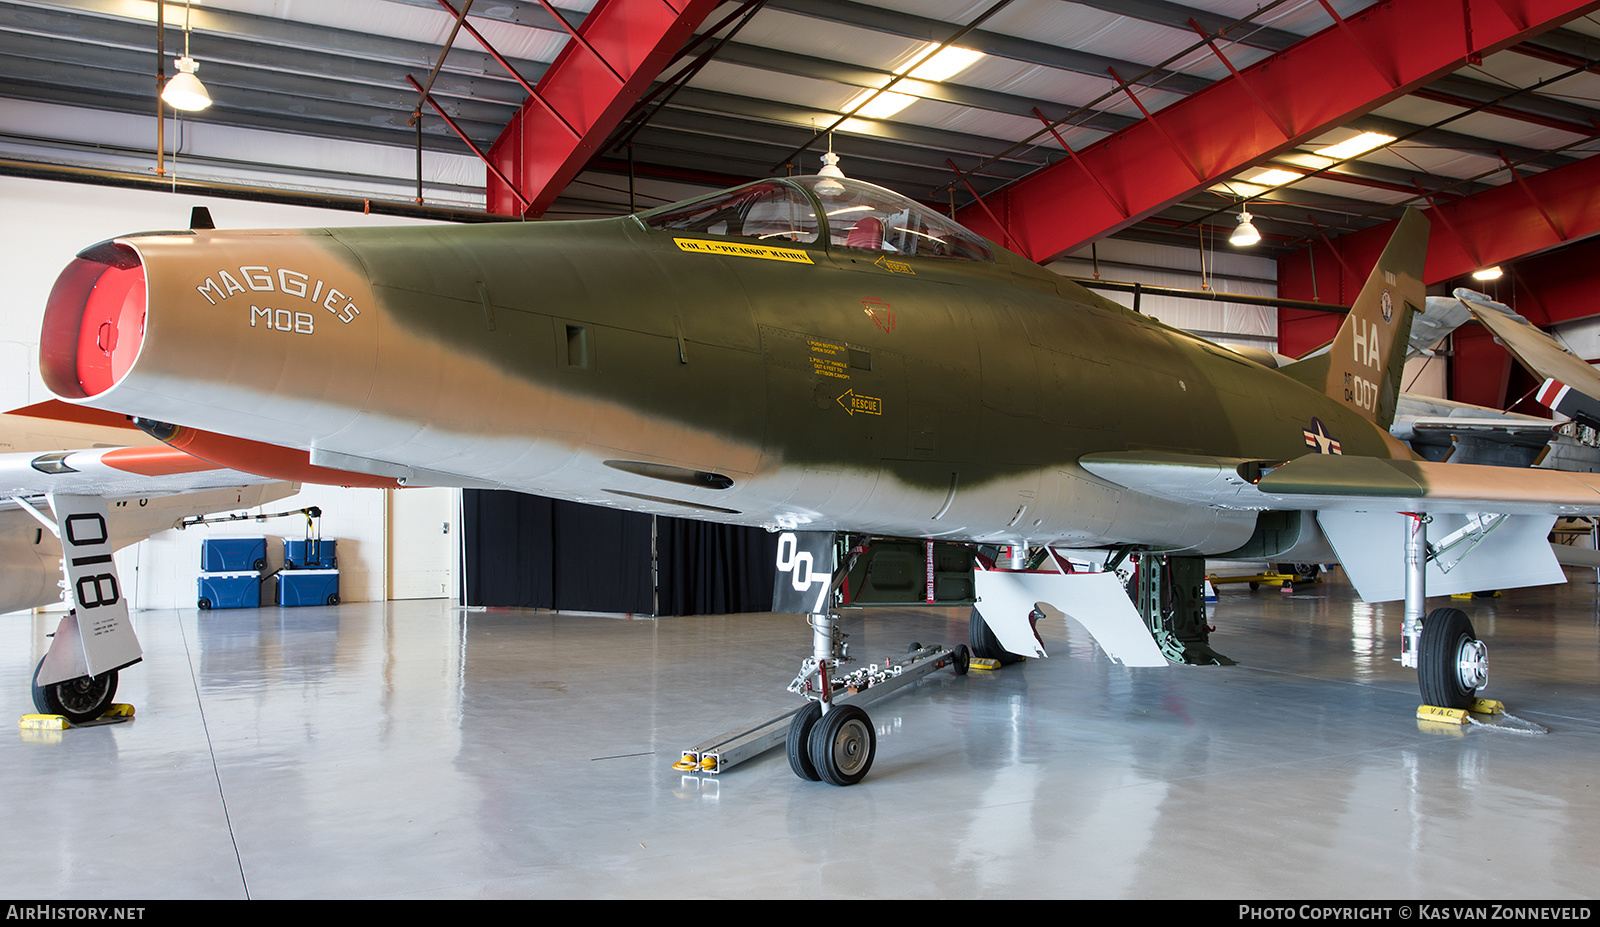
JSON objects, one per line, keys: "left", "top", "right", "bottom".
{"left": 100, "top": 445, "right": 222, "bottom": 476}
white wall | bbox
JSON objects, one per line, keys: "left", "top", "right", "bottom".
{"left": 1050, "top": 237, "right": 1280, "bottom": 350}
{"left": 1551, "top": 316, "right": 1600, "bottom": 361}
{"left": 3, "top": 175, "right": 459, "bottom": 608}
{"left": 0, "top": 99, "right": 488, "bottom": 210}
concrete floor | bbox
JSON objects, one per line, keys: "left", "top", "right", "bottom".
{"left": 5, "top": 569, "right": 1600, "bottom": 900}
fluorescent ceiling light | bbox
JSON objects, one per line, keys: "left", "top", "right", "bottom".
{"left": 905, "top": 46, "right": 984, "bottom": 82}
{"left": 844, "top": 88, "right": 916, "bottom": 120}
{"left": 1245, "top": 169, "right": 1300, "bottom": 187}
{"left": 841, "top": 44, "right": 983, "bottom": 121}
{"left": 1314, "top": 132, "right": 1395, "bottom": 160}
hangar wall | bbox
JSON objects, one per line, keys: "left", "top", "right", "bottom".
{"left": 1049, "top": 238, "right": 1279, "bottom": 351}
{"left": 1, "top": 174, "right": 455, "bottom": 608}
{"left": 0, "top": 99, "right": 489, "bottom": 211}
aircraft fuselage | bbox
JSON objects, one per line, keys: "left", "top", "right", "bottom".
{"left": 42, "top": 177, "right": 1405, "bottom": 555}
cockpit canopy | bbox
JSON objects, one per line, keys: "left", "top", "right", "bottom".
{"left": 640, "top": 175, "right": 994, "bottom": 263}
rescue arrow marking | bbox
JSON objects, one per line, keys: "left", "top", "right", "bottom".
{"left": 837, "top": 389, "right": 882, "bottom": 416}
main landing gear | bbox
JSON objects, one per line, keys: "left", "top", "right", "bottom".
{"left": 1417, "top": 607, "right": 1488, "bottom": 710}
{"left": 31, "top": 656, "right": 119, "bottom": 724}
{"left": 1402, "top": 514, "right": 1490, "bottom": 710}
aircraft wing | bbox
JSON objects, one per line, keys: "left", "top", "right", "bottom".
{"left": 1458, "top": 289, "right": 1599, "bottom": 393}
{"left": 0, "top": 444, "right": 285, "bottom": 499}
{"left": 0, "top": 444, "right": 298, "bottom": 616}
{"left": 1079, "top": 451, "right": 1600, "bottom": 601}
{"left": 1079, "top": 451, "right": 1600, "bottom": 515}
{"left": 1454, "top": 289, "right": 1600, "bottom": 426}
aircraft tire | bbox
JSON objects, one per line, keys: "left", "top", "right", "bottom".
{"left": 968, "top": 608, "right": 1021, "bottom": 666}
{"left": 787, "top": 701, "right": 823, "bottom": 781}
{"left": 1418, "top": 608, "right": 1485, "bottom": 710}
{"left": 807, "top": 703, "right": 875, "bottom": 786}
{"left": 32, "top": 657, "right": 117, "bottom": 724}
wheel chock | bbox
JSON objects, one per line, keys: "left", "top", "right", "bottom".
{"left": 968, "top": 657, "right": 1003, "bottom": 672}
{"left": 1417, "top": 699, "right": 1544, "bottom": 735}
{"left": 17, "top": 704, "right": 135, "bottom": 732}
{"left": 1417, "top": 705, "right": 1469, "bottom": 724}
{"left": 19, "top": 714, "right": 71, "bottom": 731}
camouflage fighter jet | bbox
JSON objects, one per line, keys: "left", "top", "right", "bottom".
{"left": 36, "top": 174, "right": 1600, "bottom": 782}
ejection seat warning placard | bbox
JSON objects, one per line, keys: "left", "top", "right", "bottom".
{"left": 674, "top": 238, "right": 814, "bottom": 264}
{"left": 808, "top": 340, "right": 850, "bottom": 380}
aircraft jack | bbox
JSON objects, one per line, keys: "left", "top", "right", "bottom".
{"left": 19, "top": 703, "right": 135, "bottom": 731}
{"left": 1208, "top": 572, "right": 1295, "bottom": 591}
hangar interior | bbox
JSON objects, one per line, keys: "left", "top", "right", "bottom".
{"left": 4, "top": 0, "right": 1600, "bottom": 900}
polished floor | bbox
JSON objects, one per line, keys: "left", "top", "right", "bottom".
{"left": 5, "top": 568, "right": 1600, "bottom": 899}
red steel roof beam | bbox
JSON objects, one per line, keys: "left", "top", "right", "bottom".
{"left": 1277, "top": 145, "right": 1600, "bottom": 354}
{"left": 438, "top": 0, "right": 582, "bottom": 141}
{"left": 1030, "top": 107, "right": 1129, "bottom": 219}
{"left": 955, "top": 0, "right": 1600, "bottom": 263}
{"left": 484, "top": 0, "right": 720, "bottom": 217}
{"left": 407, "top": 75, "right": 532, "bottom": 212}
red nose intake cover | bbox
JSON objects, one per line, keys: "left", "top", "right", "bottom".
{"left": 76, "top": 263, "right": 146, "bottom": 396}
{"left": 41, "top": 242, "right": 147, "bottom": 399}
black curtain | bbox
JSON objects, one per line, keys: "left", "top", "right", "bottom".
{"left": 656, "top": 516, "right": 779, "bottom": 616}
{"left": 462, "top": 490, "right": 776, "bottom": 615}
{"left": 462, "top": 490, "right": 555, "bottom": 609}
{"left": 550, "top": 500, "right": 654, "bottom": 613}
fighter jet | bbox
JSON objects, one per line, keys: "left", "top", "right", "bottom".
{"left": 37, "top": 173, "right": 1600, "bottom": 783}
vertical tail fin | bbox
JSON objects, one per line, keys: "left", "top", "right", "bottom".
{"left": 1283, "top": 209, "right": 1428, "bottom": 431}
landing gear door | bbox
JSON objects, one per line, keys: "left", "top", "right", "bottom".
{"left": 39, "top": 494, "right": 142, "bottom": 685}
{"left": 772, "top": 530, "right": 836, "bottom": 615}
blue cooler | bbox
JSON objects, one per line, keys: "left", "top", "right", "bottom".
{"left": 198, "top": 573, "right": 261, "bottom": 609}
{"left": 284, "top": 538, "right": 337, "bottom": 570}
{"left": 277, "top": 569, "right": 340, "bottom": 607}
{"left": 202, "top": 537, "right": 267, "bottom": 573}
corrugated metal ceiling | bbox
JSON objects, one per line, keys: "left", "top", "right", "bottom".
{"left": 0, "top": 0, "right": 1596, "bottom": 262}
